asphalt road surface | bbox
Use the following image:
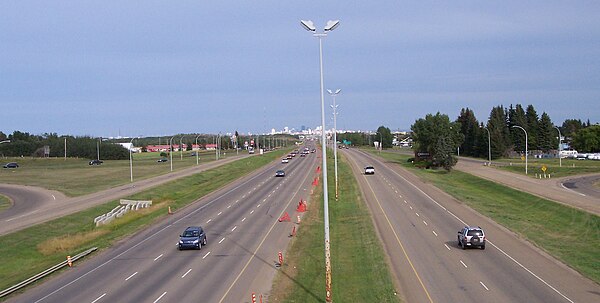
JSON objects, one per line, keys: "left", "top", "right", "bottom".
{"left": 343, "top": 148, "right": 599, "bottom": 303}
{"left": 561, "top": 174, "right": 600, "bottom": 198}
{"left": 7, "top": 149, "right": 319, "bottom": 303}
{"left": 0, "top": 154, "right": 248, "bottom": 236}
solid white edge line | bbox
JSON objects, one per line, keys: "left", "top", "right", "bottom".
{"left": 90, "top": 293, "right": 106, "bottom": 303}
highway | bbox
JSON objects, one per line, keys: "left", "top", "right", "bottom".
{"left": 7, "top": 149, "right": 318, "bottom": 303}
{"left": 0, "top": 154, "right": 248, "bottom": 236}
{"left": 343, "top": 148, "right": 600, "bottom": 303}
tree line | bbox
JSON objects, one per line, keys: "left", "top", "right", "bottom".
{"left": 455, "top": 104, "right": 598, "bottom": 159}
{"left": 0, "top": 131, "right": 129, "bottom": 160}
{"left": 409, "top": 104, "right": 599, "bottom": 170}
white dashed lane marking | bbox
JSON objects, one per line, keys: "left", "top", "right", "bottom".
{"left": 125, "top": 272, "right": 138, "bottom": 281}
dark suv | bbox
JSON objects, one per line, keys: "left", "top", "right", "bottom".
{"left": 178, "top": 226, "right": 207, "bottom": 250}
{"left": 457, "top": 226, "right": 486, "bottom": 250}
{"left": 3, "top": 162, "right": 18, "bottom": 169}
{"left": 89, "top": 159, "right": 103, "bottom": 165}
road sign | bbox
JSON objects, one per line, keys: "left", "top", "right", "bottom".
{"left": 520, "top": 155, "right": 525, "bottom": 161}
{"left": 541, "top": 165, "right": 547, "bottom": 172}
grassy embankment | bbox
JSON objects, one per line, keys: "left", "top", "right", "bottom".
{"left": 270, "top": 151, "right": 400, "bottom": 302}
{"left": 0, "top": 149, "right": 287, "bottom": 294}
{"left": 493, "top": 157, "right": 600, "bottom": 177}
{"left": 373, "top": 150, "right": 600, "bottom": 283}
{"left": 0, "top": 150, "right": 224, "bottom": 196}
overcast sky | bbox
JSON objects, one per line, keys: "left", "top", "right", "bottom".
{"left": 1, "top": 1, "right": 599, "bottom": 137}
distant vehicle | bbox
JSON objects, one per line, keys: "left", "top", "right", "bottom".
{"left": 300, "top": 153, "right": 306, "bottom": 157}
{"left": 157, "top": 158, "right": 168, "bottom": 163}
{"left": 3, "top": 162, "right": 18, "bottom": 169}
{"left": 286, "top": 155, "right": 292, "bottom": 160}
{"left": 178, "top": 226, "right": 207, "bottom": 250}
{"left": 275, "top": 170, "right": 285, "bottom": 177}
{"left": 282, "top": 158, "right": 289, "bottom": 163}
{"left": 89, "top": 159, "right": 103, "bottom": 165}
{"left": 458, "top": 226, "right": 486, "bottom": 250}
{"left": 364, "top": 166, "right": 375, "bottom": 175}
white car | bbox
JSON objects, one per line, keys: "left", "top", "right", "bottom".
{"left": 364, "top": 166, "right": 375, "bottom": 174}
{"left": 282, "top": 158, "right": 289, "bottom": 163}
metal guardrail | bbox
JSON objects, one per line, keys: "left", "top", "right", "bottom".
{"left": 0, "top": 247, "right": 97, "bottom": 298}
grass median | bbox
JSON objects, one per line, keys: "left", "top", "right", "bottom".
{"left": 270, "top": 151, "right": 400, "bottom": 302}
{"left": 373, "top": 150, "right": 600, "bottom": 284}
{"left": 0, "top": 150, "right": 287, "bottom": 295}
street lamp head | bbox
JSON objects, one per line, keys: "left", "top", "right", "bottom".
{"left": 300, "top": 20, "right": 316, "bottom": 32}
{"left": 324, "top": 20, "right": 340, "bottom": 32}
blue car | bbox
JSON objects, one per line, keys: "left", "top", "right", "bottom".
{"left": 178, "top": 226, "right": 207, "bottom": 250}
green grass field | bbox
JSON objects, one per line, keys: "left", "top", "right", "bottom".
{"left": 373, "top": 151, "right": 600, "bottom": 284}
{"left": 0, "top": 194, "right": 10, "bottom": 213}
{"left": 493, "top": 157, "right": 600, "bottom": 177}
{"left": 0, "top": 149, "right": 287, "bottom": 294}
{"left": 270, "top": 152, "right": 400, "bottom": 302}
{"left": 0, "top": 150, "right": 231, "bottom": 196}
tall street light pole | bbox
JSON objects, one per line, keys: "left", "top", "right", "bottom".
{"left": 328, "top": 88, "right": 341, "bottom": 200}
{"left": 301, "top": 19, "right": 339, "bottom": 303}
{"left": 195, "top": 134, "right": 202, "bottom": 165}
{"left": 180, "top": 136, "right": 186, "bottom": 161}
{"left": 484, "top": 127, "right": 491, "bottom": 165}
{"left": 169, "top": 136, "right": 175, "bottom": 172}
{"left": 129, "top": 138, "right": 136, "bottom": 182}
{"left": 512, "top": 125, "right": 528, "bottom": 175}
{"left": 554, "top": 126, "right": 562, "bottom": 167}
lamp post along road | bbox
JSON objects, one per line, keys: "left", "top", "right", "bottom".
{"left": 195, "top": 134, "right": 202, "bottom": 165}
{"left": 328, "top": 88, "right": 341, "bottom": 200}
{"left": 512, "top": 125, "right": 528, "bottom": 175}
{"left": 484, "top": 127, "right": 491, "bottom": 164}
{"left": 554, "top": 126, "right": 562, "bottom": 167}
{"left": 129, "top": 138, "right": 136, "bottom": 182}
{"left": 169, "top": 136, "right": 175, "bottom": 172}
{"left": 180, "top": 136, "right": 186, "bottom": 161}
{"left": 301, "top": 19, "right": 339, "bottom": 303}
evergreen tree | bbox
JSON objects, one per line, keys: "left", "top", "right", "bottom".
{"left": 508, "top": 104, "right": 527, "bottom": 151}
{"left": 525, "top": 104, "right": 539, "bottom": 150}
{"left": 456, "top": 108, "right": 480, "bottom": 157}
{"left": 537, "top": 112, "right": 556, "bottom": 152}
{"left": 487, "top": 105, "right": 511, "bottom": 158}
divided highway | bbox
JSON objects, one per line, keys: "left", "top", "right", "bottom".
{"left": 8, "top": 150, "right": 318, "bottom": 303}
{"left": 343, "top": 148, "right": 599, "bottom": 303}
